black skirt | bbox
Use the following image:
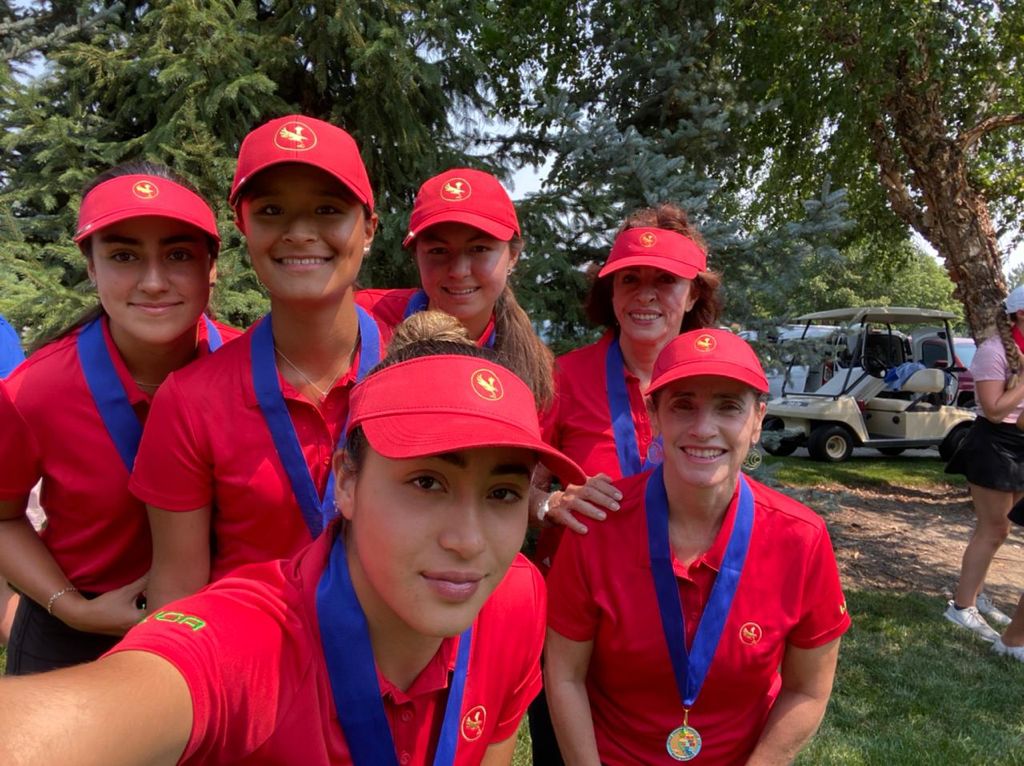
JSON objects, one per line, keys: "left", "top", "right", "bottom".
{"left": 945, "top": 417, "right": 1024, "bottom": 491}
{"left": 5, "top": 592, "right": 121, "bottom": 676}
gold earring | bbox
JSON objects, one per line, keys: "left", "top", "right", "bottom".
{"left": 742, "top": 448, "right": 763, "bottom": 472}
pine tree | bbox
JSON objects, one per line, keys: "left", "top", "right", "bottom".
{"left": 0, "top": 0, "right": 500, "bottom": 339}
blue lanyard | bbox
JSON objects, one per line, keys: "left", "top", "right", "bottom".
{"left": 77, "top": 314, "right": 225, "bottom": 472}
{"left": 645, "top": 466, "right": 754, "bottom": 708}
{"left": 404, "top": 289, "right": 496, "bottom": 349}
{"left": 317, "top": 535, "right": 473, "bottom": 765}
{"left": 606, "top": 337, "right": 660, "bottom": 476}
{"left": 203, "top": 315, "right": 223, "bottom": 351}
{"left": 77, "top": 318, "right": 143, "bottom": 472}
{"left": 251, "top": 307, "right": 381, "bottom": 537}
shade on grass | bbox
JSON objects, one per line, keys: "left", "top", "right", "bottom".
{"left": 798, "top": 590, "right": 1024, "bottom": 765}
{"left": 766, "top": 456, "right": 966, "bottom": 490}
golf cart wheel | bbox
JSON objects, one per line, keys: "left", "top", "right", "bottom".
{"left": 808, "top": 425, "right": 854, "bottom": 463}
{"left": 939, "top": 422, "right": 972, "bottom": 462}
{"left": 877, "top": 447, "right": 905, "bottom": 456}
{"left": 761, "top": 416, "right": 798, "bottom": 457}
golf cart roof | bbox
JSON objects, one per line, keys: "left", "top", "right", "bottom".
{"left": 793, "top": 307, "right": 958, "bottom": 325}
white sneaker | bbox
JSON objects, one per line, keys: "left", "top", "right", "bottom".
{"left": 944, "top": 600, "right": 1000, "bottom": 642}
{"left": 992, "top": 637, "right": 1024, "bottom": 662}
{"left": 976, "top": 592, "right": 1012, "bottom": 626}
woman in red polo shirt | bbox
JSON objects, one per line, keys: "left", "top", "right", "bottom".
{"left": 0, "top": 313, "right": 586, "bottom": 766}
{"left": 357, "top": 168, "right": 554, "bottom": 410}
{"left": 546, "top": 329, "right": 850, "bottom": 765}
{"left": 0, "top": 163, "right": 236, "bottom": 674}
{"left": 130, "top": 116, "right": 391, "bottom": 610}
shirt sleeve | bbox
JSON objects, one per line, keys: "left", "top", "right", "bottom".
{"left": 545, "top": 523, "right": 600, "bottom": 642}
{"left": 108, "top": 582, "right": 302, "bottom": 763}
{"left": 0, "top": 382, "right": 42, "bottom": 499}
{"left": 129, "top": 373, "right": 213, "bottom": 511}
{"left": 490, "top": 563, "right": 546, "bottom": 743}
{"left": 786, "top": 524, "right": 851, "bottom": 649}
{"left": 970, "top": 337, "right": 1008, "bottom": 383}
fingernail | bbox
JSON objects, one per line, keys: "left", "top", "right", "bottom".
{"left": 614, "top": 492, "right": 623, "bottom": 500}
{"left": 597, "top": 512, "right": 607, "bottom": 520}
{"left": 610, "top": 502, "right": 620, "bottom": 511}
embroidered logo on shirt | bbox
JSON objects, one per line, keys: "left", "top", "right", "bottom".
{"left": 440, "top": 178, "right": 471, "bottom": 202}
{"left": 132, "top": 180, "right": 159, "bottom": 200}
{"left": 639, "top": 231, "right": 657, "bottom": 247}
{"left": 471, "top": 369, "right": 503, "bottom": 401}
{"left": 461, "top": 705, "right": 486, "bottom": 741}
{"left": 739, "top": 621, "right": 763, "bottom": 645}
{"left": 275, "top": 121, "right": 317, "bottom": 151}
{"left": 148, "top": 610, "right": 207, "bottom": 632}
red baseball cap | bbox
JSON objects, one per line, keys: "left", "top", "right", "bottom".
{"left": 647, "top": 329, "right": 769, "bottom": 395}
{"left": 229, "top": 115, "right": 374, "bottom": 211}
{"left": 349, "top": 354, "right": 585, "bottom": 485}
{"left": 74, "top": 175, "right": 220, "bottom": 250}
{"left": 598, "top": 227, "right": 707, "bottom": 280}
{"left": 403, "top": 168, "right": 520, "bottom": 247}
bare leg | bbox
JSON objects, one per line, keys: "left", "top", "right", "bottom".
{"left": 952, "top": 484, "right": 1019, "bottom": 607}
{"left": 1000, "top": 595, "right": 1024, "bottom": 648}
{"left": 0, "top": 577, "right": 17, "bottom": 646}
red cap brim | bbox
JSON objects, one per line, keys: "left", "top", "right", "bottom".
{"left": 403, "top": 210, "right": 518, "bottom": 248}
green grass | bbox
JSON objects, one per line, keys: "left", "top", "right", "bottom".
{"left": 797, "top": 590, "right": 1024, "bottom": 765}
{"left": 763, "top": 454, "right": 965, "bottom": 489}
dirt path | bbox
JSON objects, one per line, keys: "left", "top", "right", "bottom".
{"left": 784, "top": 481, "right": 1024, "bottom": 611}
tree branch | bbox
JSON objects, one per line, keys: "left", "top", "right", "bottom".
{"left": 867, "top": 118, "right": 927, "bottom": 237}
{"left": 958, "top": 113, "right": 1024, "bottom": 152}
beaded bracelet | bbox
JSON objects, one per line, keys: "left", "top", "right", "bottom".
{"left": 46, "top": 585, "right": 77, "bottom": 615}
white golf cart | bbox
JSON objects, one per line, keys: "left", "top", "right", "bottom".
{"left": 761, "top": 307, "right": 975, "bottom": 462}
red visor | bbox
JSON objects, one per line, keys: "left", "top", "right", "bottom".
{"left": 74, "top": 175, "right": 220, "bottom": 249}
{"left": 598, "top": 227, "right": 707, "bottom": 280}
{"left": 647, "top": 329, "right": 768, "bottom": 396}
{"left": 349, "top": 355, "right": 585, "bottom": 485}
{"left": 230, "top": 115, "right": 373, "bottom": 211}
{"left": 403, "top": 168, "right": 519, "bottom": 247}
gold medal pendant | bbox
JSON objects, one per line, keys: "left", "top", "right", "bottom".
{"left": 666, "top": 724, "right": 702, "bottom": 761}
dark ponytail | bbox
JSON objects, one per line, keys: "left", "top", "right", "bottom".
{"left": 494, "top": 285, "right": 555, "bottom": 411}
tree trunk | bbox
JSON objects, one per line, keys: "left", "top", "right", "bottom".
{"left": 865, "top": 58, "right": 1007, "bottom": 340}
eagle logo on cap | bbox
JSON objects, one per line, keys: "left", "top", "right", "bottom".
{"left": 132, "top": 181, "right": 159, "bottom": 200}
{"left": 739, "top": 622, "right": 763, "bottom": 645}
{"left": 471, "top": 369, "right": 503, "bottom": 401}
{"left": 694, "top": 334, "right": 717, "bottom": 353}
{"left": 461, "top": 705, "right": 486, "bottom": 742}
{"left": 441, "top": 178, "right": 471, "bottom": 202}
{"left": 639, "top": 231, "right": 657, "bottom": 247}
{"left": 274, "top": 121, "right": 317, "bottom": 151}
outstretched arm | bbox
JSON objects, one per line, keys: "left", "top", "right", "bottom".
{"left": 0, "top": 650, "right": 193, "bottom": 766}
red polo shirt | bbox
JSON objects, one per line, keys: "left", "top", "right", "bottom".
{"left": 129, "top": 315, "right": 392, "bottom": 581}
{"left": 0, "top": 316, "right": 239, "bottom": 592}
{"left": 356, "top": 288, "right": 495, "bottom": 345}
{"left": 535, "top": 331, "right": 652, "bottom": 569}
{"left": 0, "top": 380, "right": 34, "bottom": 498}
{"left": 547, "top": 471, "right": 851, "bottom": 765}
{"left": 109, "top": 534, "right": 545, "bottom": 765}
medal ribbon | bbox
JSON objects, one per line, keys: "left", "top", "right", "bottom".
{"left": 403, "top": 288, "right": 496, "bottom": 348}
{"left": 77, "top": 317, "right": 143, "bottom": 472}
{"left": 203, "top": 314, "right": 223, "bottom": 351}
{"left": 251, "top": 306, "right": 382, "bottom": 537}
{"left": 645, "top": 465, "right": 754, "bottom": 709}
{"left": 317, "top": 536, "right": 473, "bottom": 766}
{"left": 606, "top": 337, "right": 660, "bottom": 476}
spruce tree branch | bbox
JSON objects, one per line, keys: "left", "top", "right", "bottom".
{"left": 958, "top": 113, "right": 1024, "bottom": 153}
{"left": 868, "top": 118, "right": 927, "bottom": 238}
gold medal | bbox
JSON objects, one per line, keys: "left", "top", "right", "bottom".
{"left": 666, "top": 724, "right": 701, "bottom": 761}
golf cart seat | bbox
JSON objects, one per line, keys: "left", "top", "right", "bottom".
{"left": 867, "top": 368, "right": 946, "bottom": 412}
{"left": 812, "top": 366, "right": 889, "bottom": 401}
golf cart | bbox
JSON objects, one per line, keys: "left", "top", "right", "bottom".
{"left": 761, "top": 307, "right": 975, "bottom": 462}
